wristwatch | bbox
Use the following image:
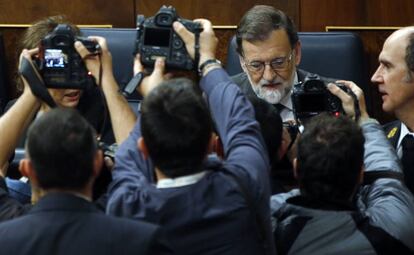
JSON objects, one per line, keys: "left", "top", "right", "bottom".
{"left": 198, "top": 59, "right": 221, "bottom": 76}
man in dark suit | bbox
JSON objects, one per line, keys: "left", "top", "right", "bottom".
{"left": 231, "top": 5, "right": 335, "bottom": 122}
{"left": 0, "top": 108, "right": 171, "bottom": 255}
{"left": 372, "top": 27, "right": 414, "bottom": 194}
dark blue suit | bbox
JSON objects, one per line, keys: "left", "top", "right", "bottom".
{"left": 0, "top": 193, "right": 172, "bottom": 255}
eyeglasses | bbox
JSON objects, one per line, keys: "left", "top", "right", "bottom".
{"left": 244, "top": 52, "right": 293, "bottom": 74}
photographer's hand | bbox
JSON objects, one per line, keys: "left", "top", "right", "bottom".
{"left": 173, "top": 19, "right": 219, "bottom": 74}
{"left": 75, "top": 36, "right": 113, "bottom": 85}
{"left": 134, "top": 54, "right": 168, "bottom": 97}
{"left": 76, "top": 37, "right": 136, "bottom": 144}
{"left": 0, "top": 49, "right": 41, "bottom": 176}
{"left": 327, "top": 80, "right": 369, "bottom": 124}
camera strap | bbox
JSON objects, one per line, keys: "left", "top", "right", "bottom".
{"left": 349, "top": 90, "right": 361, "bottom": 122}
{"left": 19, "top": 58, "right": 57, "bottom": 108}
{"left": 194, "top": 29, "right": 200, "bottom": 72}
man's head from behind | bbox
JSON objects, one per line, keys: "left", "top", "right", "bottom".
{"left": 22, "top": 108, "right": 100, "bottom": 191}
{"left": 371, "top": 27, "right": 414, "bottom": 116}
{"left": 236, "top": 5, "right": 301, "bottom": 104}
{"left": 295, "top": 114, "right": 365, "bottom": 201}
{"left": 140, "top": 78, "right": 213, "bottom": 178}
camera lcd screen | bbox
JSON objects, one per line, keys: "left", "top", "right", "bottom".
{"left": 297, "top": 94, "right": 326, "bottom": 112}
{"left": 45, "top": 49, "right": 67, "bottom": 68}
{"left": 144, "top": 28, "right": 171, "bottom": 47}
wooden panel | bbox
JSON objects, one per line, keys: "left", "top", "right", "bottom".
{"left": 299, "top": 0, "right": 414, "bottom": 123}
{"left": 300, "top": 0, "right": 414, "bottom": 31}
{"left": 0, "top": 0, "right": 135, "bottom": 27}
{"left": 135, "top": 0, "right": 300, "bottom": 26}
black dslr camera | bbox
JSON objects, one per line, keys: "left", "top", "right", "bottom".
{"left": 37, "top": 24, "right": 101, "bottom": 89}
{"left": 135, "top": 5, "right": 202, "bottom": 70}
{"left": 292, "top": 74, "right": 351, "bottom": 120}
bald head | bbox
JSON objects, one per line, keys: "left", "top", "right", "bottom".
{"left": 387, "top": 27, "right": 414, "bottom": 75}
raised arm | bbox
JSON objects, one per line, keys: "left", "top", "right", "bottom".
{"left": 329, "top": 80, "right": 414, "bottom": 251}
{"left": 174, "top": 19, "right": 270, "bottom": 185}
{"left": 0, "top": 49, "right": 40, "bottom": 177}
{"left": 75, "top": 37, "right": 136, "bottom": 144}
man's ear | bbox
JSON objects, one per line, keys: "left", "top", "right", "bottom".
{"left": 92, "top": 150, "right": 103, "bottom": 178}
{"left": 294, "top": 41, "right": 302, "bottom": 66}
{"left": 292, "top": 158, "right": 299, "bottom": 180}
{"left": 19, "top": 159, "right": 39, "bottom": 187}
{"left": 138, "top": 137, "right": 149, "bottom": 160}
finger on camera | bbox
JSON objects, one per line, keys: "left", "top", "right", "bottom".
{"left": 173, "top": 21, "right": 193, "bottom": 45}
{"left": 133, "top": 54, "right": 144, "bottom": 75}
{"left": 336, "top": 80, "right": 363, "bottom": 97}
{"left": 74, "top": 41, "right": 89, "bottom": 58}
{"left": 193, "top": 19, "right": 212, "bottom": 31}
{"left": 151, "top": 57, "right": 166, "bottom": 76}
{"left": 327, "top": 83, "right": 350, "bottom": 100}
{"left": 87, "top": 36, "right": 107, "bottom": 49}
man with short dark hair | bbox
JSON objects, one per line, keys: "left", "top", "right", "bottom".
{"left": 271, "top": 81, "right": 414, "bottom": 254}
{"left": 106, "top": 19, "right": 275, "bottom": 254}
{"left": 0, "top": 108, "right": 171, "bottom": 255}
{"left": 232, "top": 5, "right": 335, "bottom": 121}
{"left": 372, "top": 27, "right": 414, "bottom": 194}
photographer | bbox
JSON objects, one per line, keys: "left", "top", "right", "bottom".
{"left": 106, "top": 16, "right": 275, "bottom": 254}
{"left": 0, "top": 108, "right": 172, "bottom": 254}
{"left": 270, "top": 81, "right": 414, "bottom": 254}
{"left": 1, "top": 16, "right": 136, "bottom": 204}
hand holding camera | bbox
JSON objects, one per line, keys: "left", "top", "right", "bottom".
{"left": 135, "top": 6, "right": 203, "bottom": 71}
{"left": 291, "top": 74, "right": 362, "bottom": 122}
{"left": 37, "top": 24, "right": 101, "bottom": 89}
{"left": 327, "top": 80, "right": 369, "bottom": 123}
{"left": 75, "top": 36, "right": 113, "bottom": 86}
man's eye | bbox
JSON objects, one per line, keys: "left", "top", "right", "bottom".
{"left": 249, "top": 62, "right": 263, "bottom": 69}
{"left": 271, "top": 59, "right": 285, "bottom": 66}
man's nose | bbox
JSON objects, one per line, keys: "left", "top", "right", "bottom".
{"left": 262, "top": 64, "right": 277, "bottom": 81}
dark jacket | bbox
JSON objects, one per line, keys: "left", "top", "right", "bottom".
{"left": 106, "top": 68, "right": 275, "bottom": 254}
{"left": 0, "top": 192, "right": 172, "bottom": 255}
{"left": 271, "top": 120, "right": 414, "bottom": 254}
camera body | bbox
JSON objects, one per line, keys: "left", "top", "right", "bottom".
{"left": 135, "top": 5, "right": 202, "bottom": 70}
{"left": 37, "top": 24, "right": 101, "bottom": 89}
{"left": 292, "top": 74, "right": 350, "bottom": 120}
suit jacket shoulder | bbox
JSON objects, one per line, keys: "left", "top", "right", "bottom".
{"left": 383, "top": 120, "right": 401, "bottom": 149}
{"left": 0, "top": 193, "right": 172, "bottom": 255}
{"left": 230, "top": 72, "right": 256, "bottom": 98}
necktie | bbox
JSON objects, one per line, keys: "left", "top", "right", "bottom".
{"left": 401, "top": 135, "right": 414, "bottom": 193}
{"left": 274, "top": 103, "right": 285, "bottom": 114}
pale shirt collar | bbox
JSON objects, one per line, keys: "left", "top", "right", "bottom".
{"left": 397, "top": 122, "right": 414, "bottom": 157}
{"left": 278, "top": 72, "right": 298, "bottom": 122}
{"left": 156, "top": 171, "right": 209, "bottom": 189}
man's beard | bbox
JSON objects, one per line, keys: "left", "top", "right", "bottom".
{"left": 247, "top": 75, "right": 293, "bottom": 104}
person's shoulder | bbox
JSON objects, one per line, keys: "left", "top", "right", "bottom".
{"left": 383, "top": 119, "right": 400, "bottom": 132}
{"left": 99, "top": 213, "right": 159, "bottom": 234}
{"left": 230, "top": 72, "right": 248, "bottom": 86}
